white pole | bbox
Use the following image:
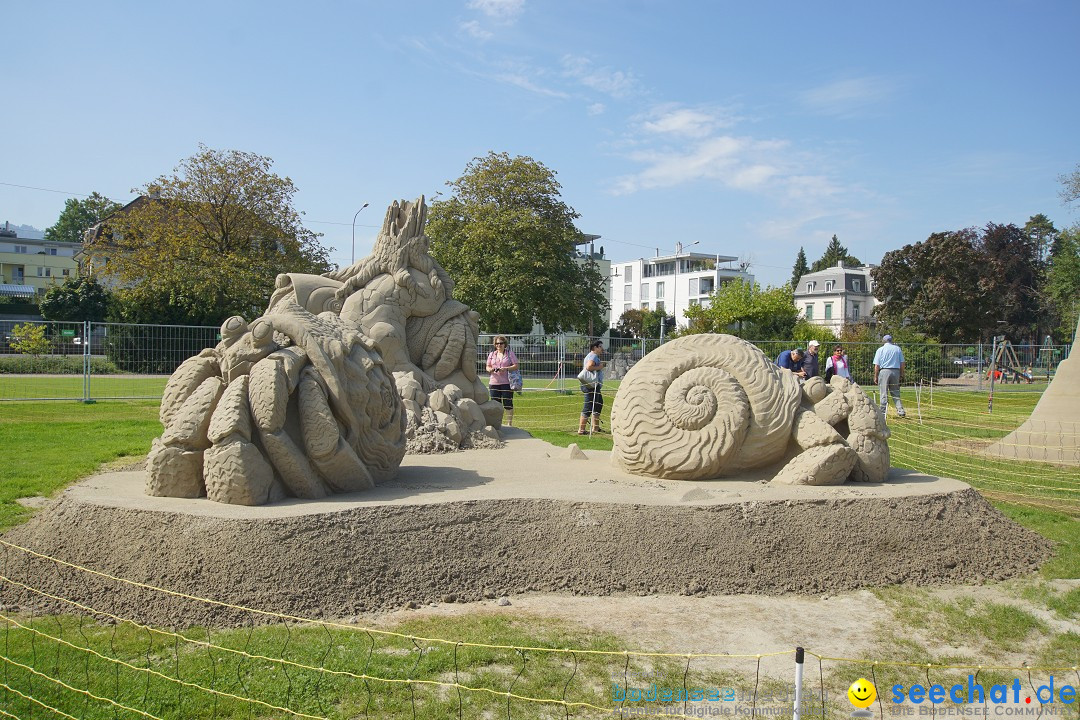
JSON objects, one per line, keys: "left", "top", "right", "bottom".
{"left": 792, "top": 646, "right": 805, "bottom": 720}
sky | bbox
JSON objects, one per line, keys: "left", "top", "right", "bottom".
{"left": 3, "top": 0, "right": 1078, "bottom": 288}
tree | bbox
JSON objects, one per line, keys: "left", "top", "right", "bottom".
{"left": 1024, "top": 213, "right": 1058, "bottom": 263}
{"left": 1059, "top": 163, "right": 1080, "bottom": 210}
{"left": 39, "top": 276, "right": 110, "bottom": 322}
{"left": 872, "top": 225, "right": 1046, "bottom": 343}
{"left": 10, "top": 323, "right": 50, "bottom": 357}
{"left": 978, "top": 222, "right": 1044, "bottom": 342}
{"left": 90, "top": 145, "right": 332, "bottom": 325}
{"left": 810, "top": 235, "right": 861, "bottom": 273}
{"left": 790, "top": 247, "right": 809, "bottom": 290}
{"left": 44, "top": 192, "right": 120, "bottom": 245}
{"left": 1045, "top": 227, "right": 1080, "bottom": 341}
{"left": 872, "top": 230, "right": 986, "bottom": 342}
{"left": 426, "top": 152, "right": 607, "bottom": 334}
{"left": 682, "top": 279, "right": 798, "bottom": 339}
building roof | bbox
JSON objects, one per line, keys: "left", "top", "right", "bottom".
{"left": 0, "top": 284, "right": 36, "bottom": 298}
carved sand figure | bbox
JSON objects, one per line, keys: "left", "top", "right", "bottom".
{"left": 610, "top": 334, "right": 890, "bottom": 485}
{"left": 271, "top": 197, "right": 504, "bottom": 447}
{"left": 147, "top": 303, "right": 407, "bottom": 504}
{"left": 148, "top": 197, "right": 502, "bottom": 505}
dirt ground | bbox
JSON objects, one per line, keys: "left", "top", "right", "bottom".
{"left": 0, "top": 433, "right": 1052, "bottom": 632}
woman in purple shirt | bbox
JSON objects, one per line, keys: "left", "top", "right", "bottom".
{"left": 486, "top": 335, "right": 519, "bottom": 426}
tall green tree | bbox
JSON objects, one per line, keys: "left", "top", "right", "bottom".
{"left": 790, "top": 247, "right": 809, "bottom": 289}
{"left": 1023, "top": 213, "right": 1058, "bottom": 262}
{"left": 810, "top": 235, "right": 861, "bottom": 273}
{"left": 39, "top": 276, "right": 110, "bottom": 322}
{"left": 682, "top": 279, "right": 798, "bottom": 339}
{"left": 1045, "top": 227, "right": 1080, "bottom": 341}
{"left": 426, "top": 152, "right": 607, "bottom": 334}
{"left": 90, "top": 145, "right": 332, "bottom": 325}
{"left": 44, "top": 192, "right": 120, "bottom": 244}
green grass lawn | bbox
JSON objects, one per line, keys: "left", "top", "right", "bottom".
{"left": 0, "top": 388, "right": 1077, "bottom": 719}
{"left": 0, "top": 374, "right": 169, "bottom": 400}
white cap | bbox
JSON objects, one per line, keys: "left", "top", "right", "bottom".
{"left": 808, "top": 340, "right": 820, "bottom": 347}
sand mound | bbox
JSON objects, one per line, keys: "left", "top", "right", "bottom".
{"left": 0, "top": 434, "right": 1051, "bottom": 627}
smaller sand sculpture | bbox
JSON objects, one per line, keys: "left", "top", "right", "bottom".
{"left": 147, "top": 304, "right": 407, "bottom": 504}
{"left": 610, "top": 334, "right": 890, "bottom": 484}
{"left": 984, "top": 316, "right": 1080, "bottom": 465}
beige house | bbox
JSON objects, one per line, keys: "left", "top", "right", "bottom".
{"left": 793, "top": 262, "right": 878, "bottom": 329}
{"left": 0, "top": 223, "right": 79, "bottom": 299}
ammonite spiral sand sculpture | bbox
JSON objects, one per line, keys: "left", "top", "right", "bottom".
{"left": 611, "top": 334, "right": 890, "bottom": 485}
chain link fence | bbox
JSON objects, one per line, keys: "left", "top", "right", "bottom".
{"left": 0, "top": 321, "right": 1071, "bottom": 402}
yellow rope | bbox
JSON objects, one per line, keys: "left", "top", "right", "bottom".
{"left": 0, "top": 538, "right": 788, "bottom": 660}
{"left": 0, "top": 682, "right": 75, "bottom": 720}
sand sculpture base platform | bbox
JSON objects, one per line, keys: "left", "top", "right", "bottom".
{"left": 2, "top": 430, "right": 1051, "bottom": 626}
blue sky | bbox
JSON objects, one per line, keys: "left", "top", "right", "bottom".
{"left": 3, "top": 0, "right": 1077, "bottom": 287}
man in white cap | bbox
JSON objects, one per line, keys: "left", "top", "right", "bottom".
{"left": 873, "top": 334, "right": 906, "bottom": 418}
{"left": 803, "top": 340, "right": 821, "bottom": 378}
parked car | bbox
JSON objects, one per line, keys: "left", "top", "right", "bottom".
{"left": 952, "top": 355, "right": 980, "bottom": 366}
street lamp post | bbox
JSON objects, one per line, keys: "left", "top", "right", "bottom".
{"left": 350, "top": 203, "right": 370, "bottom": 266}
{"left": 670, "top": 240, "right": 700, "bottom": 336}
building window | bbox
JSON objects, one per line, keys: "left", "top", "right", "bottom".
{"left": 656, "top": 282, "right": 665, "bottom": 299}
{"left": 623, "top": 303, "right": 631, "bottom": 312}
{"left": 700, "top": 277, "right": 714, "bottom": 294}
{"left": 806, "top": 281, "right": 816, "bottom": 293}
{"left": 689, "top": 298, "right": 699, "bottom": 307}
{"left": 62, "top": 269, "right": 70, "bottom": 276}
{"left": 37, "top": 267, "right": 52, "bottom": 277}
{"left": 853, "top": 280, "right": 862, "bottom": 292}
{"left": 852, "top": 303, "right": 860, "bottom": 320}
{"left": 688, "top": 277, "right": 699, "bottom": 296}
{"left": 655, "top": 301, "right": 665, "bottom": 313}
{"left": 15, "top": 245, "right": 27, "bottom": 254}
{"left": 825, "top": 280, "right": 834, "bottom": 292}
{"left": 48, "top": 248, "right": 58, "bottom": 256}
{"left": 625, "top": 266, "right": 633, "bottom": 283}
{"left": 824, "top": 303, "right": 833, "bottom": 321}
{"left": 623, "top": 284, "right": 632, "bottom": 301}
{"left": 641, "top": 302, "right": 650, "bottom": 310}
{"left": 640, "top": 284, "right": 650, "bottom": 301}
{"left": 805, "top": 304, "right": 813, "bottom": 320}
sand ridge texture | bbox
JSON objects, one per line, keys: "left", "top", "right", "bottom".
{"left": 1, "top": 435, "right": 1052, "bottom": 627}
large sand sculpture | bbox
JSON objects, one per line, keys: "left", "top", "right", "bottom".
{"left": 611, "top": 334, "right": 890, "bottom": 485}
{"left": 984, "top": 315, "right": 1080, "bottom": 465}
{"left": 147, "top": 197, "right": 503, "bottom": 505}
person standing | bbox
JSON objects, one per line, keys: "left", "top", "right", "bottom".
{"left": 776, "top": 348, "right": 806, "bottom": 378}
{"left": 578, "top": 340, "right": 605, "bottom": 435}
{"left": 486, "top": 336, "right": 519, "bottom": 426}
{"left": 824, "top": 345, "right": 851, "bottom": 380}
{"left": 873, "top": 334, "right": 906, "bottom": 419}
{"left": 802, "top": 340, "right": 821, "bottom": 378}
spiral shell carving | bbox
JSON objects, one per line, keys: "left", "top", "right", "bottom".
{"left": 611, "top": 334, "right": 802, "bottom": 480}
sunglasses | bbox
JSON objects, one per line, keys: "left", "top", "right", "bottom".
{"left": 495, "top": 342, "right": 507, "bottom": 346}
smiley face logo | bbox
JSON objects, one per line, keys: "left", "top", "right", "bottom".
{"left": 848, "top": 678, "right": 876, "bottom": 708}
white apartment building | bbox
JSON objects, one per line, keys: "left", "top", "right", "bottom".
{"left": 608, "top": 245, "right": 753, "bottom": 330}
{"left": 793, "top": 262, "right": 878, "bottom": 329}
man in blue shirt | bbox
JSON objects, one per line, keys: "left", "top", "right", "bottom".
{"left": 776, "top": 348, "right": 806, "bottom": 378}
{"left": 872, "top": 335, "right": 906, "bottom": 419}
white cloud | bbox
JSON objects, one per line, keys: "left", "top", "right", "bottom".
{"left": 493, "top": 73, "right": 569, "bottom": 98}
{"left": 561, "top": 55, "right": 640, "bottom": 99}
{"left": 641, "top": 105, "right": 734, "bottom": 139}
{"left": 459, "top": 20, "right": 492, "bottom": 40}
{"left": 466, "top": 0, "right": 524, "bottom": 21}
{"left": 587, "top": 102, "right": 606, "bottom": 116}
{"left": 799, "top": 77, "right": 893, "bottom": 117}
{"left": 611, "top": 135, "right": 788, "bottom": 195}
